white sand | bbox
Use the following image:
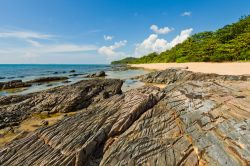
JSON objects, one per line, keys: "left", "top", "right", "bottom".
{"left": 130, "top": 62, "right": 250, "bottom": 75}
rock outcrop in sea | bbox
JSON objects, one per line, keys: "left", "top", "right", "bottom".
{"left": 0, "top": 69, "right": 250, "bottom": 166}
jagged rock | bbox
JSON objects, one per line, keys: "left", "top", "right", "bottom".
{"left": 26, "top": 76, "right": 68, "bottom": 83}
{"left": 0, "top": 70, "right": 250, "bottom": 166}
{"left": 0, "top": 86, "right": 160, "bottom": 166}
{"left": 136, "top": 68, "right": 250, "bottom": 84}
{"left": 0, "top": 80, "right": 31, "bottom": 90}
{"left": 0, "top": 79, "right": 123, "bottom": 129}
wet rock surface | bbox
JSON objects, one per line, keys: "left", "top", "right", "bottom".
{"left": 26, "top": 76, "right": 69, "bottom": 84}
{"left": 0, "top": 80, "right": 31, "bottom": 90}
{"left": 0, "top": 70, "right": 250, "bottom": 166}
{"left": 0, "top": 79, "right": 123, "bottom": 129}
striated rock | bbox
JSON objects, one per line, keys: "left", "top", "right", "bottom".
{"left": 0, "top": 86, "right": 160, "bottom": 166}
{"left": 26, "top": 76, "right": 68, "bottom": 84}
{"left": 0, "top": 79, "right": 123, "bottom": 129}
{"left": 136, "top": 68, "right": 250, "bottom": 84}
{"left": 0, "top": 70, "right": 250, "bottom": 166}
{"left": 101, "top": 81, "right": 250, "bottom": 165}
{"left": 0, "top": 80, "right": 31, "bottom": 90}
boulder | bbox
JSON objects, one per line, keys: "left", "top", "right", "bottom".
{"left": 85, "top": 71, "right": 107, "bottom": 78}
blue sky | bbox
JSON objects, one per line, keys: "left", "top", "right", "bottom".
{"left": 0, "top": 0, "right": 249, "bottom": 64}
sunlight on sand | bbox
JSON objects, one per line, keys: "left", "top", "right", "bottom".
{"left": 130, "top": 62, "right": 250, "bottom": 75}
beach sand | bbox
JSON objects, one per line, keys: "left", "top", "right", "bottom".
{"left": 130, "top": 62, "right": 250, "bottom": 75}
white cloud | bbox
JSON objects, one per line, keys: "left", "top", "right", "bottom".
{"left": 135, "top": 28, "right": 193, "bottom": 57}
{"left": 0, "top": 30, "right": 52, "bottom": 39}
{"left": 181, "top": 11, "right": 192, "bottom": 16}
{"left": 170, "top": 28, "right": 193, "bottom": 46}
{"left": 0, "top": 44, "right": 98, "bottom": 58}
{"left": 150, "top": 25, "right": 173, "bottom": 34}
{"left": 43, "top": 44, "right": 97, "bottom": 53}
{"left": 104, "top": 35, "right": 114, "bottom": 41}
{"left": 98, "top": 40, "right": 127, "bottom": 57}
{"left": 0, "top": 30, "right": 53, "bottom": 47}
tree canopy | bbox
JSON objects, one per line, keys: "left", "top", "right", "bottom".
{"left": 112, "top": 15, "right": 250, "bottom": 64}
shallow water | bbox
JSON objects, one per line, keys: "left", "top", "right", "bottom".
{"left": 0, "top": 64, "right": 149, "bottom": 96}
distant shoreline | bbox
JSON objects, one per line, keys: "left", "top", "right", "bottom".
{"left": 129, "top": 62, "right": 250, "bottom": 75}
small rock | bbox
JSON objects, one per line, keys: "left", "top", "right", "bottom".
{"left": 62, "top": 80, "right": 71, "bottom": 83}
{"left": 96, "top": 71, "right": 106, "bottom": 77}
{"left": 69, "top": 70, "right": 76, "bottom": 73}
{"left": 3, "top": 127, "right": 14, "bottom": 133}
{"left": 41, "top": 120, "right": 49, "bottom": 126}
{"left": 102, "top": 91, "right": 110, "bottom": 99}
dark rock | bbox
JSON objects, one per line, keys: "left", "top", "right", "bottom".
{"left": 41, "top": 120, "right": 48, "bottom": 126}
{"left": 0, "top": 79, "right": 123, "bottom": 129}
{"left": 26, "top": 76, "right": 68, "bottom": 84}
{"left": 62, "top": 80, "right": 71, "bottom": 83}
{"left": 69, "top": 73, "right": 83, "bottom": 77}
{"left": 53, "top": 72, "right": 59, "bottom": 74}
{"left": 85, "top": 71, "right": 107, "bottom": 78}
{"left": 96, "top": 71, "right": 106, "bottom": 77}
{"left": 0, "top": 77, "right": 5, "bottom": 80}
{"left": 102, "top": 91, "right": 109, "bottom": 99}
{"left": 0, "top": 80, "right": 31, "bottom": 90}
{"left": 69, "top": 70, "right": 76, "bottom": 73}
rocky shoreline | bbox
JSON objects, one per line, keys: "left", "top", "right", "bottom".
{"left": 0, "top": 68, "right": 250, "bottom": 165}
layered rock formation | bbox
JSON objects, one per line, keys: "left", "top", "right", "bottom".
{"left": 0, "top": 69, "right": 250, "bottom": 166}
{"left": 0, "top": 80, "right": 31, "bottom": 90}
{"left": 26, "top": 76, "right": 69, "bottom": 84}
{"left": 0, "top": 79, "right": 123, "bottom": 129}
{"left": 0, "top": 77, "right": 69, "bottom": 90}
{"left": 135, "top": 68, "right": 250, "bottom": 84}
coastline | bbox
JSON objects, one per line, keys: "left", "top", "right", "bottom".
{"left": 0, "top": 67, "right": 250, "bottom": 164}
{"left": 129, "top": 62, "right": 250, "bottom": 75}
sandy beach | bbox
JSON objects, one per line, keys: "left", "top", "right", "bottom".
{"left": 130, "top": 62, "right": 250, "bottom": 75}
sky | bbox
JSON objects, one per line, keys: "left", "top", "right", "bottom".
{"left": 0, "top": 0, "right": 249, "bottom": 64}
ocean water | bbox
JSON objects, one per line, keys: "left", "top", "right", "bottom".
{"left": 0, "top": 64, "right": 110, "bottom": 82}
{"left": 0, "top": 64, "right": 149, "bottom": 96}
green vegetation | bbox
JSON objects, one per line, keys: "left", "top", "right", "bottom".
{"left": 112, "top": 15, "right": 250, "bottom": 64}
{"left": 111, "top": 57, "right": 138, "bottom": 64}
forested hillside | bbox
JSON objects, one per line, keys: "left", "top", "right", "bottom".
{"left": 112, "top": 15, "right": 250, "bottom": 64}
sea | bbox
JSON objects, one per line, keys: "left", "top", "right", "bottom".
{"left": 0, "top": 64, "right": 149, "bottom": 96}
